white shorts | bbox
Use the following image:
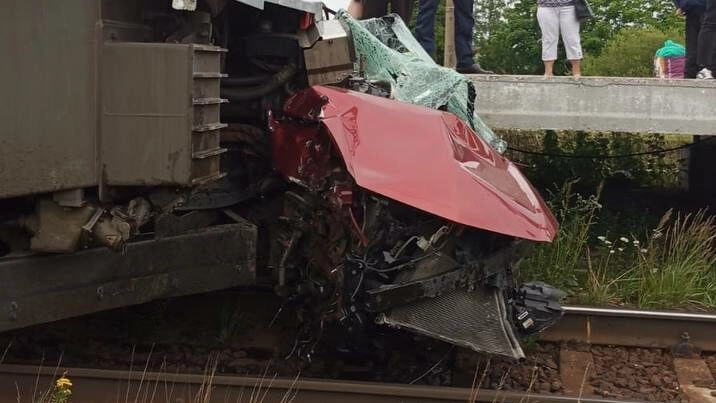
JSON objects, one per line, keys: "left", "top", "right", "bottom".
{"left": 537, "top": 6, "right": 583, "bottom": 61}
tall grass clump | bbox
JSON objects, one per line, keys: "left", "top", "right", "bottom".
{"left": 520, "top": 180, "right": 601, "bottom": 294}
{"left": 626, "top": 210, "right": 716, "bottom": 309}
{"left": 520, "top": 182, "right": 716, "bottom": 311}
{"left": 580, "top": 244, "right": 632, "bottom": 307}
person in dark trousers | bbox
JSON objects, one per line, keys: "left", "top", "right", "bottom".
{"left": 414, "top": 0, "right": 493, "bottom": 74}
{"left": 697, "top": 0, "right": 716, "bottom": 77}
{"left": 674, "top": 0, "right": 707, "bottom": 78}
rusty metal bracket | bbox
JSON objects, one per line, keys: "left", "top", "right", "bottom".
{"left": 671, "top": 332, "right": 702, "bottom": 358}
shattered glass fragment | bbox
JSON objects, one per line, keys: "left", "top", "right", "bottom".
{"left": 336, "top": 11, "right": 507, "bottom": 153}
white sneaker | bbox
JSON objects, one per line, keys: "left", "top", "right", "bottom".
{"left": 696, "top": 68, "right": 714, "bottom": 79}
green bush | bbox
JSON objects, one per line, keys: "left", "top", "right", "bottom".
{"left": 502, "top": 130, "right": 687, "bottom": 192}
{"left": 583, "top": 27, "right": 685, "bottom": 77}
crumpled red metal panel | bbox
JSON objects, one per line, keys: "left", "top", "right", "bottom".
{"left": 280, "top": 86, "right": 558, "bottom": 242}
{"left": 269, "top": 110, "right": 331, "bottom": 190}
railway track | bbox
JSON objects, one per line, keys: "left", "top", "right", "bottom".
{"left": 1, "top": 300, "right": 715, "bottom": 402}
{"left": 545, "top": 306, "right": 716, "bottom": 403}
{"left": 0, "top": 364, "right": 639, "bottom": 403}
{"left": 546, "top": 305, "right": 716, "bottom": 351}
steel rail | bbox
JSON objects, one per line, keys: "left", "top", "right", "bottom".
{"left": 541, "top": 305, "right": 716, "bottom": 351}
{"left": 0, "top": 364, "right": 642, "bottom": 403}
{"left": 563, "top": 306, "right": 716, "bottom": 322}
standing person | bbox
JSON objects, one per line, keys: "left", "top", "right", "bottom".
{"left": 413, "top": 0, "right": 493, "bottom": 74}
{"left": 697, "top": 0, "right": 716, "bottom": 78}
{"left": 674, "top": 0, "right": 707, "bottom": 78}
{"left": 346, "top": 0, "right": 413, "bottom": 22}
{"left": 536, "top": 0, "right": 583, "bottom": 77}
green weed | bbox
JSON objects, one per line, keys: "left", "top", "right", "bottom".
{"left": 520, "top": 184, "right": 716, "bottom": 310}
{"left": 628, "top": 210, "right": 716, "bottom": 309}
{"left": 520, "top": 180, "right": 601, "bottom": 294}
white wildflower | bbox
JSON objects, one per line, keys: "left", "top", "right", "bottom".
{"left": 604, "top": 240, "right": 612, "bottom": 245}
{"left": 618, "top": 247, "right": 624, "bottom": 252}
{"left": 632, "top": 240, "right": 640, "bottom": 246}
{"left": 640, "top": 248, "right": 648, "bottom": 253}
{"left": 597, "top": 236, "right": 607, "bottom": 242}
{"left": 619, "top": 237, "right": 629, "bottom": 243}
{"left": 609, "top": 250, "right": 615, "bottom": 254}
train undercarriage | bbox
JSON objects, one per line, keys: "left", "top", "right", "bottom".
{"left": 0, "top": 0, "right": 562, "bottom": 360}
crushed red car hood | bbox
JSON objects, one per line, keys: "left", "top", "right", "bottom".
{"left": 281, "top": 86, "right": 558, "bottom": 242}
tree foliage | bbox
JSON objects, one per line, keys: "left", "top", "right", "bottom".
{"left": 582, "top": 27, "right": 684, "bottom": 77}
{"left": 477, "top": 0, "right": 683, "bottom": 75}
{"left": 474, "top": 0, "right": 509, "bottom": 43}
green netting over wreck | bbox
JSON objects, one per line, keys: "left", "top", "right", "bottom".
{"left": 336, "top": 11, "right": 506, "bottom": 153}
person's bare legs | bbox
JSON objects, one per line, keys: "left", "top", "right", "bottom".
{"left": 570, "top": 59, "right": 581, "bottom": 78}
{"left": 347, "top": 0, "right": 363, "bottom": 18}
{"left": 543, "top": 60, "right": 555, "bottom": 77}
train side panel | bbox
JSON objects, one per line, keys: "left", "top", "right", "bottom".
{"left": 0, "top": 0, "right": 99, "bottom": 198}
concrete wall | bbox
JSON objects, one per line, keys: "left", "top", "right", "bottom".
{"left": 469, "top": 75, "right": 716, "bottom": 135}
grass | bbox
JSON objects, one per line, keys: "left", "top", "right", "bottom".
{"left": 465, "top": 356, "right": 570, "bottom": 403}
{"left": 5, "top": 350, "right": 75, "bottom": 403}
{"left": 630, "top": 210, "right": 716, "bottom": 309}
{"left": 1, "top": 342, "right": 9, "bottom": 365}
{"left": 520, "top": 183, "right": 716, "bottom": 311}
{"left": 9, "top": 348, "right": 300, "bottom": 403}
{"left": 521, "top": 180, "right": 598, "bottom": 291}
{"left": 107, "top": 354, "right": 301, "bottom": 403}
{"left": 503, "top": 128, "right": 716, "bottom": 310}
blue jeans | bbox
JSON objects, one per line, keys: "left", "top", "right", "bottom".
{"left": 414, "top": 0, "right": 475, "bottom": 67}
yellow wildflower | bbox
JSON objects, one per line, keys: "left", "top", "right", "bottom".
{"left": 52, "top": 376, "right": 72, "bottom": 403}
{"left": 56, "top": 377, "right": 72, "bottom": 390}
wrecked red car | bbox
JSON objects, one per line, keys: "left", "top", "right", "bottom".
{"left": 262, "top": 12, "right": 563, "bottom": 360}
{"left": 269, "top": 82, "right": 561, "bottom": 360}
